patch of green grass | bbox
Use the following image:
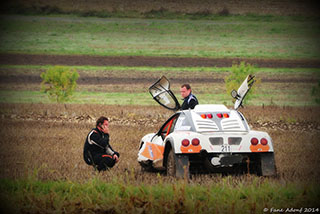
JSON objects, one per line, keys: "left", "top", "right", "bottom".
{"left": 0, "top": 64, "right": 231, "bottom": 73}
{"left": 0, "top": 15, "right": 319, "bottom": 59}
{"left": 1, "top": 64, "right": 320, "bottom": 74}
{"left": 0, "top": 90, "right": 155, "bottom": 105}
{"left": 0, "top": 64, "right": 318, "bottom": 107}
{"left": 0, "top": 177, "right": 319, "bottom": 214}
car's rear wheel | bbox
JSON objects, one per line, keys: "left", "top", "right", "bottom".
{"left": 165, "top": 147, "right": 190, "bottom": 178}
{"left": 259, "top": 153, "right": 277, "bottom": 176}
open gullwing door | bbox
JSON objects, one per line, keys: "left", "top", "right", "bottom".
{"left": 149, "top": 76, "right": 180, "bottom": 111}
{"left": 231, "top": 75, "right": 255, "bottom": 110}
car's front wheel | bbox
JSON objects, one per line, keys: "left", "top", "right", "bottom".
{"left": 166, "top": 149, "right": 176, "bottom": 176}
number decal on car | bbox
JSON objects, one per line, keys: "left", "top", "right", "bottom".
{"left": 221, "top": 145, "right": 231, "bottom": 153}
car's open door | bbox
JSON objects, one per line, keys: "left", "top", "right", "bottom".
{"left": 231, "top": 75, "right": 255, "bottom": 110}
{"left": 149, "top": 76, "right": 181, "bottom": 111}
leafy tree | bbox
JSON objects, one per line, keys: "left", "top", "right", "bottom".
{"left": 311, "top": 80, "right": 320, "bottom": 104}
{"left": 41, "top": 66, "right": 79, "bottom": 103}
{"left": 224, "top": 61, "right": 258, "bottom": 104}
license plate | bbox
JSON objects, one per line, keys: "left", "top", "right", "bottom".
{"left": 221, "top": 145, "right": 231, "bottom": 153}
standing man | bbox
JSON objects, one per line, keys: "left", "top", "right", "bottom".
{"left": 180, "top": 83, "right": 199, "bottom": 110}
{"left": 83, "top": 116, "right": 120, "bottom": 171}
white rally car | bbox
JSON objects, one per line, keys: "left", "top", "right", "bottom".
{"left": 138, "top": 76, "right": 276, "bottom": 178}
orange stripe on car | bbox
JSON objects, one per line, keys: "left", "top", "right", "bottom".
{"left": 250, "top": 144, "right": 270, "bottom": 152}
{"left": 180, "top": 145, "right": 202, "bottom": 153}
{"left": 141, "top": 142, "right": 164, "bottom": 160}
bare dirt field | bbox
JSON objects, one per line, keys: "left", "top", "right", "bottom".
{"left": 0, "top": 53, "right": 319, "bottom": 92}
{"left": 3, "top": 0, "right": 320, "bottom": 16}
{"left": 0, "top": 53, "right": 319, "bottom": 184}
{"left": 1, "top": 53, "right": 320, "bottom": 68}
{"left": 0, "top": 103, "right": 319, "bottom": 184}
{"left": 1, "top": 71, "right": 318, "bottom": 89}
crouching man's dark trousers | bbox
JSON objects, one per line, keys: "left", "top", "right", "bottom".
{"left": 92, "top": 153, "right": 116, "bottom": 171}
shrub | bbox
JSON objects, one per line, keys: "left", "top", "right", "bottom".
{"left": 40, "top": 66, "right": 79, "bottom": 103}
{"left": 224, "top": 61, "right": 258, "bottom": 104}
{"left": 311, "top": 80, "right": 320, "bottom": 104}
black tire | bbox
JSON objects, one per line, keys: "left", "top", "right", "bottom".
{"left": 165, "top": 147, "right": 190, "bottom": 178}
{"left": 166, "top": 148, "right": 176, "bottom": 176}
{"left": 139, "top": 160, "right": 155, "bottom": 172}
{"left": 260, "top": 153, "right": 277, "bottom": 176}
{"left": 247, "top": 155, "right": 262, "bottom": 176}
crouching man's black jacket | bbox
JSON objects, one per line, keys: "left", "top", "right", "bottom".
{"left": 83, "top": 128, "right": 119, "bottom": 165}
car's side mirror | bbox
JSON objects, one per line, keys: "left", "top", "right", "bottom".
{"left": 231, "top": 90, "right": 240, "bottom": 99}
{"left": 231, "top": 75, "right": 255, "bottom": 110}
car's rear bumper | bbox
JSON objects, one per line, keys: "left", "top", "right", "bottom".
{"left": 185, "top": 150, "right": 276, "bottom": 176}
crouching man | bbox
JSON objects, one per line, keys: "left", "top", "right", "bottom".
{"left": 83, "top": 116, "right": 120, "bottom": 171}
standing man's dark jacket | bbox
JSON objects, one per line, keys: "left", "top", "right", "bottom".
{"left": 83, "top": 128, "right": 119, "bottom": 170}
{"left": 181, "top": 93, "right": 198, "bottom": 110}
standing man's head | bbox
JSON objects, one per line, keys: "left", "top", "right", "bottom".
{"left": 96, "top": 116, "right": 109, "bottom": 134}
{"left": 180, "top": 84, "right": 192, "bottom": 99}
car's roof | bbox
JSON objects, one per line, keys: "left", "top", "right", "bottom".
{"left": 189, "top": 104, "right": 230, "bottom": 112}
{"left": 177, "top": 104, "right": 248, "bottom": 132}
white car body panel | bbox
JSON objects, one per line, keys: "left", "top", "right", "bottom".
{"left": 168, "top": 130, "right": 273, "bottom": 154}
{"left": 138, "top": 104, "right": 274, "bottom": 163}
{"left": 138, "top": 76, "right": 276, "bottom": 176}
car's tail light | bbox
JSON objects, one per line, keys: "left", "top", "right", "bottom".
{"left": 207, "top": 114, "right": 213, "bottom": 119}
{"left": 217, "top": 113, "right": 229, "bottom": 118}
{"left": 260, "top": 138, "right": 268, "bottom": 145}
{"left": 251, "top": 138, "right": 259, "bottom": 145}
{"left": 201, "top": 114, "right": 207, "bottom": 119}
{"left": 181, "top": 139, "right": 190, "bottom": 147}
{"left": 191, "top": 138, "right": 200, "bottom": 146}
{"left": 217, "top": 113, "right": 223, "bottom": 118}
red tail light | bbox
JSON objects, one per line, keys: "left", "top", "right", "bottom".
{"left": 182, "top": 139, "right": 190, "bottom": 147}
{"left": 260, "top": 138, "right": 268, "bottom": 145}
{"left": 223, "top": 113, "right": 229, "bottom": 118}
{"left": 201, "top": 114, "right": 207, "bottom": 119}
{"left": 251, "top": 138, "right": 259, "bottom": 145}
{"left": 207, "top": 114, "right": 213, "bottom": 119}
{"left": 192, "top": 138, "right": 200, "bottom": 146}
{"left": 217, "top": 113, "right": 223, "bottom": 118}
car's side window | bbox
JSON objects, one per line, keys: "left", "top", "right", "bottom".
{"left": 159, "top": 114, "right": 179, "bottom": 139}
{"left": 169, "top": 116, "right": 178, "bottom": 133}
{"left": 174, "top": 113, "right": 191, "bottom": 131}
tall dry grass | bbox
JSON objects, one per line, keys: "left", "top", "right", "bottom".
{"left": 0, "top": 103, "right": 320, "bottom": 213}
{"left": 0, "top": 103, "right": 319, "bottom": 184}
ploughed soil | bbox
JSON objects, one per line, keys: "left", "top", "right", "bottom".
{"left": 1, "top": 53, "right": 319, "bottom": 85}
{"left": 1, "top": 53, "right": 320, "bottom": 68}
{"left": 0, "top": 103, "right": 320, "bottom": 182}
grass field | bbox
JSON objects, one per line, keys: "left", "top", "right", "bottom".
{"left": 0, "top": 88, "right": 318, "bottom": 107}
{"left": 0, "top": 103, "right": 320, "bottom": 213}
{"left": 0, "top": 15, "right": 320, "bottom": 59}
{"left": 2, "top": 64, "right": 320, "bottom": 75}
{"left": 1, "top": 176, "right": 319, "bottom": 214}
{"left": 0, "top": 64, "right": 319, "bottom": 106}
{"left": 0, "top": 12, "right": 320, "bottom": 214}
